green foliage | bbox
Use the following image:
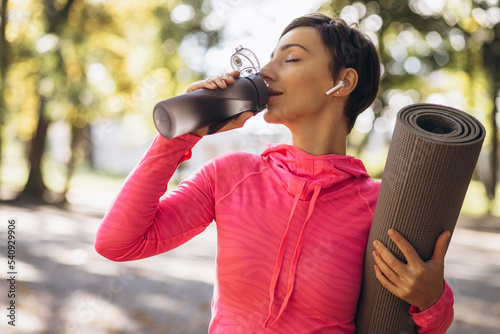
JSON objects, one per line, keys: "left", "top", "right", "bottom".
{"left": 0, "top": 0, "right": 222, "bottom": 200}
{"left": 319, "top": 0, "right": 499, "bottom": 204}
{"left": 3, "top": 0, "right": 222, "bottom": 132}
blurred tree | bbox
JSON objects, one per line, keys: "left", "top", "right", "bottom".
{"left": 2, "top": 0, "right": 221, "bottom": 203}
{"left": 18, "top": 0, "right": 75, "bottom": 202}
{"left": 60, "top": 0, "right": 221, "bottom": 198}
{"left": 483, "top": 22, "right": 499, "bottom": 208}
{"left": 0, "top": 0, "right": 9, "bottom": 182}
{"left": 320, "top": 0, "right": 500, "bottom": 205}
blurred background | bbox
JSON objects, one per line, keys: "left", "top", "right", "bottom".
{"left": 0, "top": 0, "right": 499, "bottom": 333}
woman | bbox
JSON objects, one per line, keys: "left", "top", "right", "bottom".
{"left": 95, "top": 13, "right": 453, "bottom": 333}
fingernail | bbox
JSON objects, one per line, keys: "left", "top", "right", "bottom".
{"left": 372, "top": 250, "right": 378, "bottom": 258}
{"left": 373, "top": 240, "right": 379, "bottom": 248}
{"left": 388, "top": 229, "right": 396, "bottom": 237}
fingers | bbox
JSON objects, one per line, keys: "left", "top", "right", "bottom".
{"left": 373, "top": 239, "right": 407, "bottom": 277}
{"left": 186, "top": 71, "right": 240, "bottom": 93}
{"left": 219, "top": 111, "right": 254, "bottom": 132}
{"left": 387, "top": 229, "right": 422, "bottom": 266}
{"left": 430, "top": 230, "right": 450, "bottom": 264}
{"left": 208, "top": 73, "right": 230, "bottom": 89}
{"left": 191, "top": 111, "right": 254, "bottom": 137}
{"left": 229, "top": 70, "right": 241, "bottom": 79}
{"left": 372, "top": 248, "right": 401, "bottom": 287}
{"left": 186, "top": 80, "right": 210, "bottom": 93}
{"left": 373, "top": 261, "right": 400, "bottom": 296}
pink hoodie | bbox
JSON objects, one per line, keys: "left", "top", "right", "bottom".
{"left": 95, "top": 134, "right": 453, "bottom": 333}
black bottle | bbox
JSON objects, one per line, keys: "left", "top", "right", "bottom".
{"left": 153, "top": 73, "right": 268, "bottom": 138}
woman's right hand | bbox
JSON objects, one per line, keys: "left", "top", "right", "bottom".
{"left": 186, "top": 70, "right": 254, "bottom": 137}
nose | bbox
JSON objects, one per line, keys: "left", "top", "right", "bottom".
{"left": 260, "top": 61, "right": 275, "bottom": 85}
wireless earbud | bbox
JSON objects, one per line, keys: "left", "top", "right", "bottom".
{"left": 325, "top": 80, "right": 345, "bottom": 95}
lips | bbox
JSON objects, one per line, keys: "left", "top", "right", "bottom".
{"left": 267, "top": 88, "right": 283, "bottom": 96}
{"left": 267, "top": 88, "right": 283, "bottom": 104}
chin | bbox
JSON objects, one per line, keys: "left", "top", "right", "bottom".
{"left": 263, "top": 108, "right": 282, "bottom": 125}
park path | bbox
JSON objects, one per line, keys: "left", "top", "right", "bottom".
{"left": 0, "top": 199, "right": 499, "bottom": 334}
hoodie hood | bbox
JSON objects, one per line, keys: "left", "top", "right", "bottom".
{"left": 260, "top": 143, "right": 371, "bottom": 328}
{"left": 262, "top": 143, "right": 370, "bottom": 199}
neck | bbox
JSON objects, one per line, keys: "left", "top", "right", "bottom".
{"left": 287, "top": 115, "right": 348, "bottom": 156}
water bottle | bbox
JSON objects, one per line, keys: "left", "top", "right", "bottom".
{"left": 153, "top": 46, "right": 268, "bottom": 138}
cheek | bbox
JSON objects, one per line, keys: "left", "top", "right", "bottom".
{"left": 289, "top": 75, "right": 328, "bottom": 107}
{"left": 295, "top": 67, "right": 329, "bottom": 92}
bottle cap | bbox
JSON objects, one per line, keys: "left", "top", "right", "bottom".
{"left": 231, "top": 45, "right": 261, "bottom": 77}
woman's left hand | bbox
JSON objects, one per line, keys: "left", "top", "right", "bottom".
{"left": 372, "top": 229, "right": 450, "bottom": 311}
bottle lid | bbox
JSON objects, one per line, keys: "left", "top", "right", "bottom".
{"left": 231, "top": 45, "right": 261, "bottom": 77}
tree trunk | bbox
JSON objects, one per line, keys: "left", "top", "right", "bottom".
{"left": 490, "top": 96, "right": 498, "bottom": 207}
{"left": 17, "top": 97, "right": 51, "bottom": 202}
{"left": 483, "top": 23, "right": 500, "bottom": 208}
{"left": 63, "top": 123, "right": 92, "bottom": 197}
{"left": 17, "top": 0, "right": 75, "bottom": 203}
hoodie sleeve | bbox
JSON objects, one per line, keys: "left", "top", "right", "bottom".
{"left": 95, "top": 133, "right": 215, "bottom": 261}
{"left": 411, "top": 280, "right": 454, "bottom": 333}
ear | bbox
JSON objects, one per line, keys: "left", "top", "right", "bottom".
{"left": 336, "top": 68, "right": 358, "bottom": 97}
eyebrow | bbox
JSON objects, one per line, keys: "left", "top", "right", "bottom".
{"left": 270, "top": 43, "right": 311, "bottom": 59}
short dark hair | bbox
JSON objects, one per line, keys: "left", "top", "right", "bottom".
{"left": 281, "top": 13, "right": 381, "bottom": 132}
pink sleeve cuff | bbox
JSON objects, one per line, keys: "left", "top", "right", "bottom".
{"left": 410, "top": 280, "right": 454, "bottom": 333}
{"left": 155, "top": 133, "right": 202, "bottom": 163}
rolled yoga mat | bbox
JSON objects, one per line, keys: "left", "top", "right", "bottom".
{"left": 355, "top": 103, "right": 485, "bottom": 333}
